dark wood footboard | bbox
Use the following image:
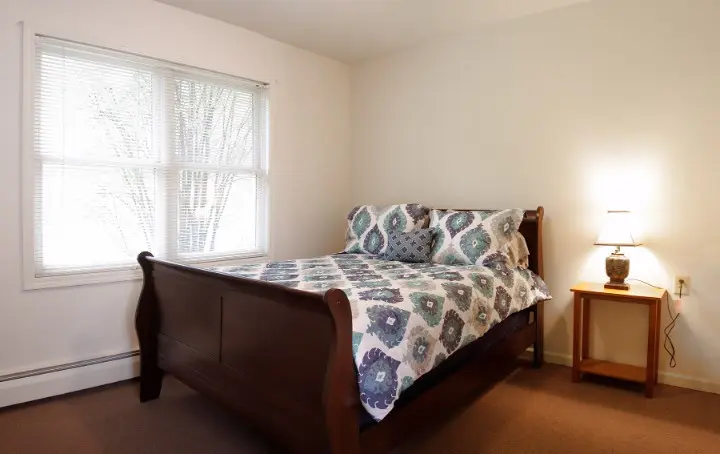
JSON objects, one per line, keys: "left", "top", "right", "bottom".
{"left": 136, "top": 253, "right": 361, "bottom": 453}
{"left": 135, "top": 207, "right": 547, "bottom": 453}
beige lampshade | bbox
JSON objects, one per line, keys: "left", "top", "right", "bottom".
{"left": 594, "top": 210, "right": 641, "bottom": 247}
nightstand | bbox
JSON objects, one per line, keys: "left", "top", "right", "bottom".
{"left": 570, "top": 282, "right": 668, "bottom": 397}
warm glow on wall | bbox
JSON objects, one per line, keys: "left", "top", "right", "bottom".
{"left": 579, "top": 148, "right": 672, "bottom": 288}
{"left": 581, "top": 148, "right": 670, "bottom": 243}
{"left": 584, "top": 154, "right": 663, "bottom": 212}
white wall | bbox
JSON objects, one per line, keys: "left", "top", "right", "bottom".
{"left": 0, "top": 0, "right": 350, "bottom": 396}
{"left": 352, "top": 0, "right": 720, "bottom": 391}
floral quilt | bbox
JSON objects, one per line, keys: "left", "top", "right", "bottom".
{"left": 211, "top": 254, "right": 552, "bottom": 421}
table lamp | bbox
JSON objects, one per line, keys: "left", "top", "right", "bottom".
{"left": 594, "top": 210, "right": 641, "bottom": 290}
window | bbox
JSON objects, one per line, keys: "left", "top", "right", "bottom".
{"left": 26, "top": 35, "right": 268, "bottom": 288}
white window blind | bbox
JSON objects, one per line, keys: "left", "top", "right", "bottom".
{"left": 29, "top": 36, "right": 268, "bottom": 285}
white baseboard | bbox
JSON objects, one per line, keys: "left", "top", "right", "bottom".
{"left": 3, "top": 349, "right": 719, "bottom": 408}
{"left": 544, "top": 351, "right": 573, "bottom": 366}
{"left": 543, "top": 351, "right": 720, "bottom": 395}
{"left": 0, "top": 356, "right": 139, "bottom": 408}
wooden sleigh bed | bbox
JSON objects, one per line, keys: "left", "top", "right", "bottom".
{"left": 135, "top": 206, "right": 547, "bottom": 453}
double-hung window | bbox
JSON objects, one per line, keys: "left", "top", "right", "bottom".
{"left": 26, "top": 35, "right": 269, "bottom": 288}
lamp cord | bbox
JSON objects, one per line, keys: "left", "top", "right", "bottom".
{"left": 626, "top": 278, "right": 662, "bottom": 289}
{"left": 627, "top": 278, "right": 679, "bottom": 368}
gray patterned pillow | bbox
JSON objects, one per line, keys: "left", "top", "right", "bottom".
{"left": 383, "top": 228, "right": 435, "bottom": 263}
{"left": 429, "top": 209, "right": 525, "bottom": 266}
{"left": 344, "top": 204, "right": 430, "bottom": 254}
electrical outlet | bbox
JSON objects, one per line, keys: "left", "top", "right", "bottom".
{"left": 675, "top": 276, "right": 690, "bottom": 296}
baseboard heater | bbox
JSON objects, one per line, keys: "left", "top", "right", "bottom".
{"left": 0, "top": 350, "right": 139, "bottom": 383}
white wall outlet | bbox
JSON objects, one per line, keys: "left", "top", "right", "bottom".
{"left": 674, "top": 276, "right": 690, "bottom": 296}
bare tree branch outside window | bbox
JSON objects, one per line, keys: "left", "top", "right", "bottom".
{"left": 174, "top": 78, "right": 254, "bottom": 254}
{"left": 88, "top": 74, "right": 254, "bottom": 256}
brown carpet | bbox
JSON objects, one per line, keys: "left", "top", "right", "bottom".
{"left": 1, "top": 364, "right": 719, "bottom": 453}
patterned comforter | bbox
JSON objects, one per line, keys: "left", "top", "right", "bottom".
{"left": 211, "top": 254, "right": 552, "bottom": 421}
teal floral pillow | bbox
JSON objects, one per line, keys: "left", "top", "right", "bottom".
{"left": 429, "top": 209, "right": 525, "bottom": 266}
{"left": 345, "top": 204, "right": 430, "bottom": 254}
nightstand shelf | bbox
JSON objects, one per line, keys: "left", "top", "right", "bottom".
{"left": 570, "top": 282, "right": 668, "bottom": 397}
{"left": 578, "top": 359, "right": 645, "bottom": 383}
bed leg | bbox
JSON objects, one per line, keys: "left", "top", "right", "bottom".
{"left": 136, "top": 251, "right": 164, "bottom": 402}
{"left": 139, "top": 366, "right": 164, "bottom": 402}
{"left": 533, "top": 300, "right": 545, "bottom": 368}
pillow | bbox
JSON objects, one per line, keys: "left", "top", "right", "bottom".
{"left": 429, "top": 208, "right": 524, "bottom": 266}
{"left": 345, "top": 204, "right": 429, "bottom": 254}
{"left": 507, "top": 231, "right": 530, "bottom": 269}
{"left": 383, "top": 228, "right": 435, "bottom": 263}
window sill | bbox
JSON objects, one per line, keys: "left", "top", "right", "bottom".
{"left": 24, "top": 253, "right": 269, "bottom": 290}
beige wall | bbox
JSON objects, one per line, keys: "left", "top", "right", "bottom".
{"left": 0, "top": 0, "right": 350, "bottom": 397}
{"left": 351, "top": 0, "right": 720, "bottom": 390}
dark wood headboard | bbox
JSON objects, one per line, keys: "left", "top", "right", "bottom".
{"left": 435, "top": 206, "right": 544, "bottom": 279}
{"left": 518, "top": 207, "right": 544, "bottom": 278}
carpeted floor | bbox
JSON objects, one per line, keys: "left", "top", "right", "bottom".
{"left": 1, "top": 364, "right": 719, "bottom": 453}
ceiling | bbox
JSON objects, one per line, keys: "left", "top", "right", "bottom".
{"left": 157, "top": 0, "right": 589, "bottom": 63}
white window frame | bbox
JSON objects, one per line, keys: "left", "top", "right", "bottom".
{"left": 21, "top": 25, "right": 271, "bottom": 290}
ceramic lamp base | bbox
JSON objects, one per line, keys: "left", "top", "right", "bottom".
{"left": 604, "top": 250, "right": 630, "bottom": 291}
{"left": 604, "top": 281, "right": 630, "bottom": 290}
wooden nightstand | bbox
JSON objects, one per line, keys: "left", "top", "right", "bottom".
{"left": 570, "top": 282, "right": 668, "bottom": 397}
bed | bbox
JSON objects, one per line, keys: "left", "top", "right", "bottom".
{"left": 135, "top": 206, "right": 549, "bottom": 453}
